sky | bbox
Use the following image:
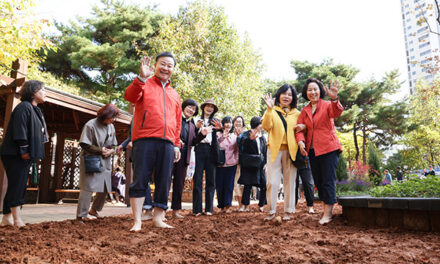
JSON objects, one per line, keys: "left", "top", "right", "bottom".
{"left": 36, "top": 0, "right": 409, "bottom": 95}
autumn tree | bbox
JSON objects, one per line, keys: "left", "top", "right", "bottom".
{"left": 0, "top": 0, "right": 52, "bottom": 74}
{"left": 148, "top": 0, "right": 264, "bottom": 122}
{"left": 400, "top": 80, "right": 440, "bottom": 167}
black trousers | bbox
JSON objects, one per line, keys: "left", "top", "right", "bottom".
{"left": 295, "top": 166, "right": 315, "bottom": 207}
{"left": 1, "top": 155, "right": 32, "bottom": 214}
{"left": 309, "top": 149, "right": 339, "bottom": 205}
{"left": 171, "top": 156, "right": 189, "bottom": 210}
{"left": 193, "top": 144, "right": 216, "bottom": 214}
{"left": 129, "top": 139, "right": 174, "bottom": 210}
{"left": 242, "top": 185, "right": 267, "bottom": 207}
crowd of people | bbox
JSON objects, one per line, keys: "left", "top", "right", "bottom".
{"left": 0, "top": 52, "right": 345, "bottom": 230}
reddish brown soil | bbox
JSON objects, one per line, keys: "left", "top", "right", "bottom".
{"left": 0, "top": 202, "right": 439, "bottom": 264}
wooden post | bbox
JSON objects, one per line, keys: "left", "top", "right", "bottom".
{"left": 54, "top": 133, "right": 66, "bottom": 197}
{"left": 0, "top": 59, "right": 28, "bottom": 212}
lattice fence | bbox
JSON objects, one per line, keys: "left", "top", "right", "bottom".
{"left": 61, "top": 140, "right": 81, "bottom": 189}
{"left": 59, "top": 139, "right": 127, "bottom": 190}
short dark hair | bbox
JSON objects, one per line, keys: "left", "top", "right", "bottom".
{"left": 221, "top": 116, "right": 233, "bottom": 132}
{"left": 275, "top": 84, "right": 297, "bottom": 109}
{"left": 182, "top": 99, "right": 199, "bottom": 117}
{"left": 302, "top": 78, "right": 326, "bottom": 101}
{"left": 20, "top": 80, "right": 45, "bottom": 102}
{"left": 97, "top": 104, "right": 120, "bottom": 122}
{"left": 232, "top": 115, "right": 246, "bottom": 129}
{"left": 250, "top": 116, "right": 261, "bottom": 129}
{"left": 156, "top": 52, "right": 176, "bottom": 67}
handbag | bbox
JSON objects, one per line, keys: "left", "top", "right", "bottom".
{"left": 275, "top": 111, "right": 308, "bottom": 169}
{"left": 216, "top": 146, "right": 226, "bottom": 166}
{"left": 84, "top": 155, "right": 102, "bottom": 173}
{"left": 241, "top": 153, "right": 263, "bottom": 168}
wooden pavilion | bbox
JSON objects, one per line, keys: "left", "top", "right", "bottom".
{"left": 0, "top": 60, "right": 133, "bottom": 210}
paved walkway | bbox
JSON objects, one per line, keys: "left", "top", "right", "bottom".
{"left": 11, "top": 200, "right": 251, "bottom": 224}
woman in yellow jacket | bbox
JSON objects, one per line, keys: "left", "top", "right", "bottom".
{"left": 262, "top": 84, "right": 300, "bottom": 221}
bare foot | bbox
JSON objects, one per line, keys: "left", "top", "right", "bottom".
{"left": 153, "top": 219, "right": 174, "bottom": 228}
{"left": 130, "top": 220, "right": 142, "bottom": 232}
{"left": 1, "top": 213, "right": 13, "bottom": 226}
{"left": 142, "top": 210, "right": 153, "bottom": 221}
{"left": 174, "top": 211, "right": 184, "bottom": 218}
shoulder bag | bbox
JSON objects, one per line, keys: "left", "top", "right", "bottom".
{"left": 275, "top": 110, "right": 308, "bottom": 170}
{"left": 84, "top": 155, "right": 102, "bottom": 173}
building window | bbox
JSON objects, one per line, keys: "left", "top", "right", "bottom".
{"left": 412, "top": 71, "right": 417, "bottom": 75}
{"left": 411, "top": 56, "right": 415, "bottom": 59}
{"left": 410, "top": 48, "right": 415, "bottom": 52}
{"left": 416, "top": 11, "right": 427, "bottom": 18}
{"left": 419, "top": 42, "right": 430, "bottom": 49}
{"left": 417, "top": 26, "right": 428, "bottom": 33}
{"left": 409, "top": 40, "right": 414, "bottom": 44}
{"left": 415, "top": 3, "right": 426, "bottom": 10}
{"left": 418, "top": 34, "right": 429, "bottom": 41}
{"left": 420, "top": 50, "right": 431, "bottom": 56}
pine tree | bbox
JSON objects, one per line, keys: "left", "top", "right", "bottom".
{"left": 368, "top": 143, "right": 382, "bottom": 186}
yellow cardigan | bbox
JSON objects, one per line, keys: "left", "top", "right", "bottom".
{"left": 262, "top": 106, "right": 300, "bottom": 162}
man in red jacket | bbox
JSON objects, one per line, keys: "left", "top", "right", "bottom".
{"left": 125, "top": 52, "right": 182, "bottom": 230}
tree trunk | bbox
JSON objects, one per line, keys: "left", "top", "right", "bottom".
{"left": 353, "top": 126, "right": 359, "bottom": 161}
{"left": 362, "top": 125, "right": 367, "bottom": 164}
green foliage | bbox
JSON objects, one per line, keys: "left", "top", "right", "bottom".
{"left": 0, "top": 0, "right": 53, "bottom": 75}
{"left": 368, "top": 143, "right": 382, "bottom": 186}
{"left": 336, "top": 154, "right": 348, "bottom": 181}
{"left": 399, "top": 80, "right": 440, "bottom": 168}
{"left": 148, "top": 0, "right": 264, "bottom": 122}
{"left": 39, "top": 0, "right": 164, "bottom": 108}
{"left": 369, "top": 176, "right": 440, "bottom": 198}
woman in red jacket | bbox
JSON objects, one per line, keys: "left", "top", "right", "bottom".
{"left": 295, "top": 78, "right": 343, "bottom": 225}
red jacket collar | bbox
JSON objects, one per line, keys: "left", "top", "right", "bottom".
{"left": 152, "top": 75, "right": 171, "bottom": 87}
{"left": 305, "top": 99, "right": 323, "bottom": 120}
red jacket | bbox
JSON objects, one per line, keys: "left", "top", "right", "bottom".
{"left": 295, "top": 99, "right": 343, "bottom": 156}
{"left": 125, "top": 76, "right": 182, "bottom": 146}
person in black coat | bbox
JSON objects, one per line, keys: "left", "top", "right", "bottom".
{"left": 238, "top": 116, "right": 267, "bottom": 212}
{"left": 1, "top": 80, "right": 48, "bottom": 227}
{"left": 192, "top": 99, "right": 222, "bottom": 216}
{"left": 171, "top": 99, "right": 208, "bottom": 218}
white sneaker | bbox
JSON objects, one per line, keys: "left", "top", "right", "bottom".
{"left": 259, "top": 207, "right": 264, "bottom": 212}
{"left": 308, "top": 207, "right": 315, "bottom": 214}
{"left": 264, "top": 213, "right": 276, "bottom": 221}
{"left": 205, "top": 212, "right": 212, "bottom": 216}
{"left": 319, "top": 216, "right": 332, "bottom": 225}
{"left": 282, "top": 214, "right": 291, "bottom": 221}
{"left": 238, "top": 207, "right": 244, "bottom": 212}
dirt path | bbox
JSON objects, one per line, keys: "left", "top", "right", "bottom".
{"left": 0, "top": 202, "right": 438, "bottom": 263}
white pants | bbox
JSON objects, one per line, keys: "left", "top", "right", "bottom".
{"left": 266, "top": 149, "right": 297, "bottom": 214}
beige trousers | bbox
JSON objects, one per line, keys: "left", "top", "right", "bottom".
{"left": 266, "top": 149, "right": 297, "bottom": 215}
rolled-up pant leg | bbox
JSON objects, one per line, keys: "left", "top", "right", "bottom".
{"left": 1, "top": 156, "right": 32, "bottom": 215}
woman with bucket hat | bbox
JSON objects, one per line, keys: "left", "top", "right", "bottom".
{"left": 192, "top": 99, "right": 222, "bottom": 216}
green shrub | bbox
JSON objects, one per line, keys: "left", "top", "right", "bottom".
{"left": 336, "top": 154, "right": 348, "bottom": 181}
{"left": 369, "top": 175, "right": 440, "bottom": 198}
